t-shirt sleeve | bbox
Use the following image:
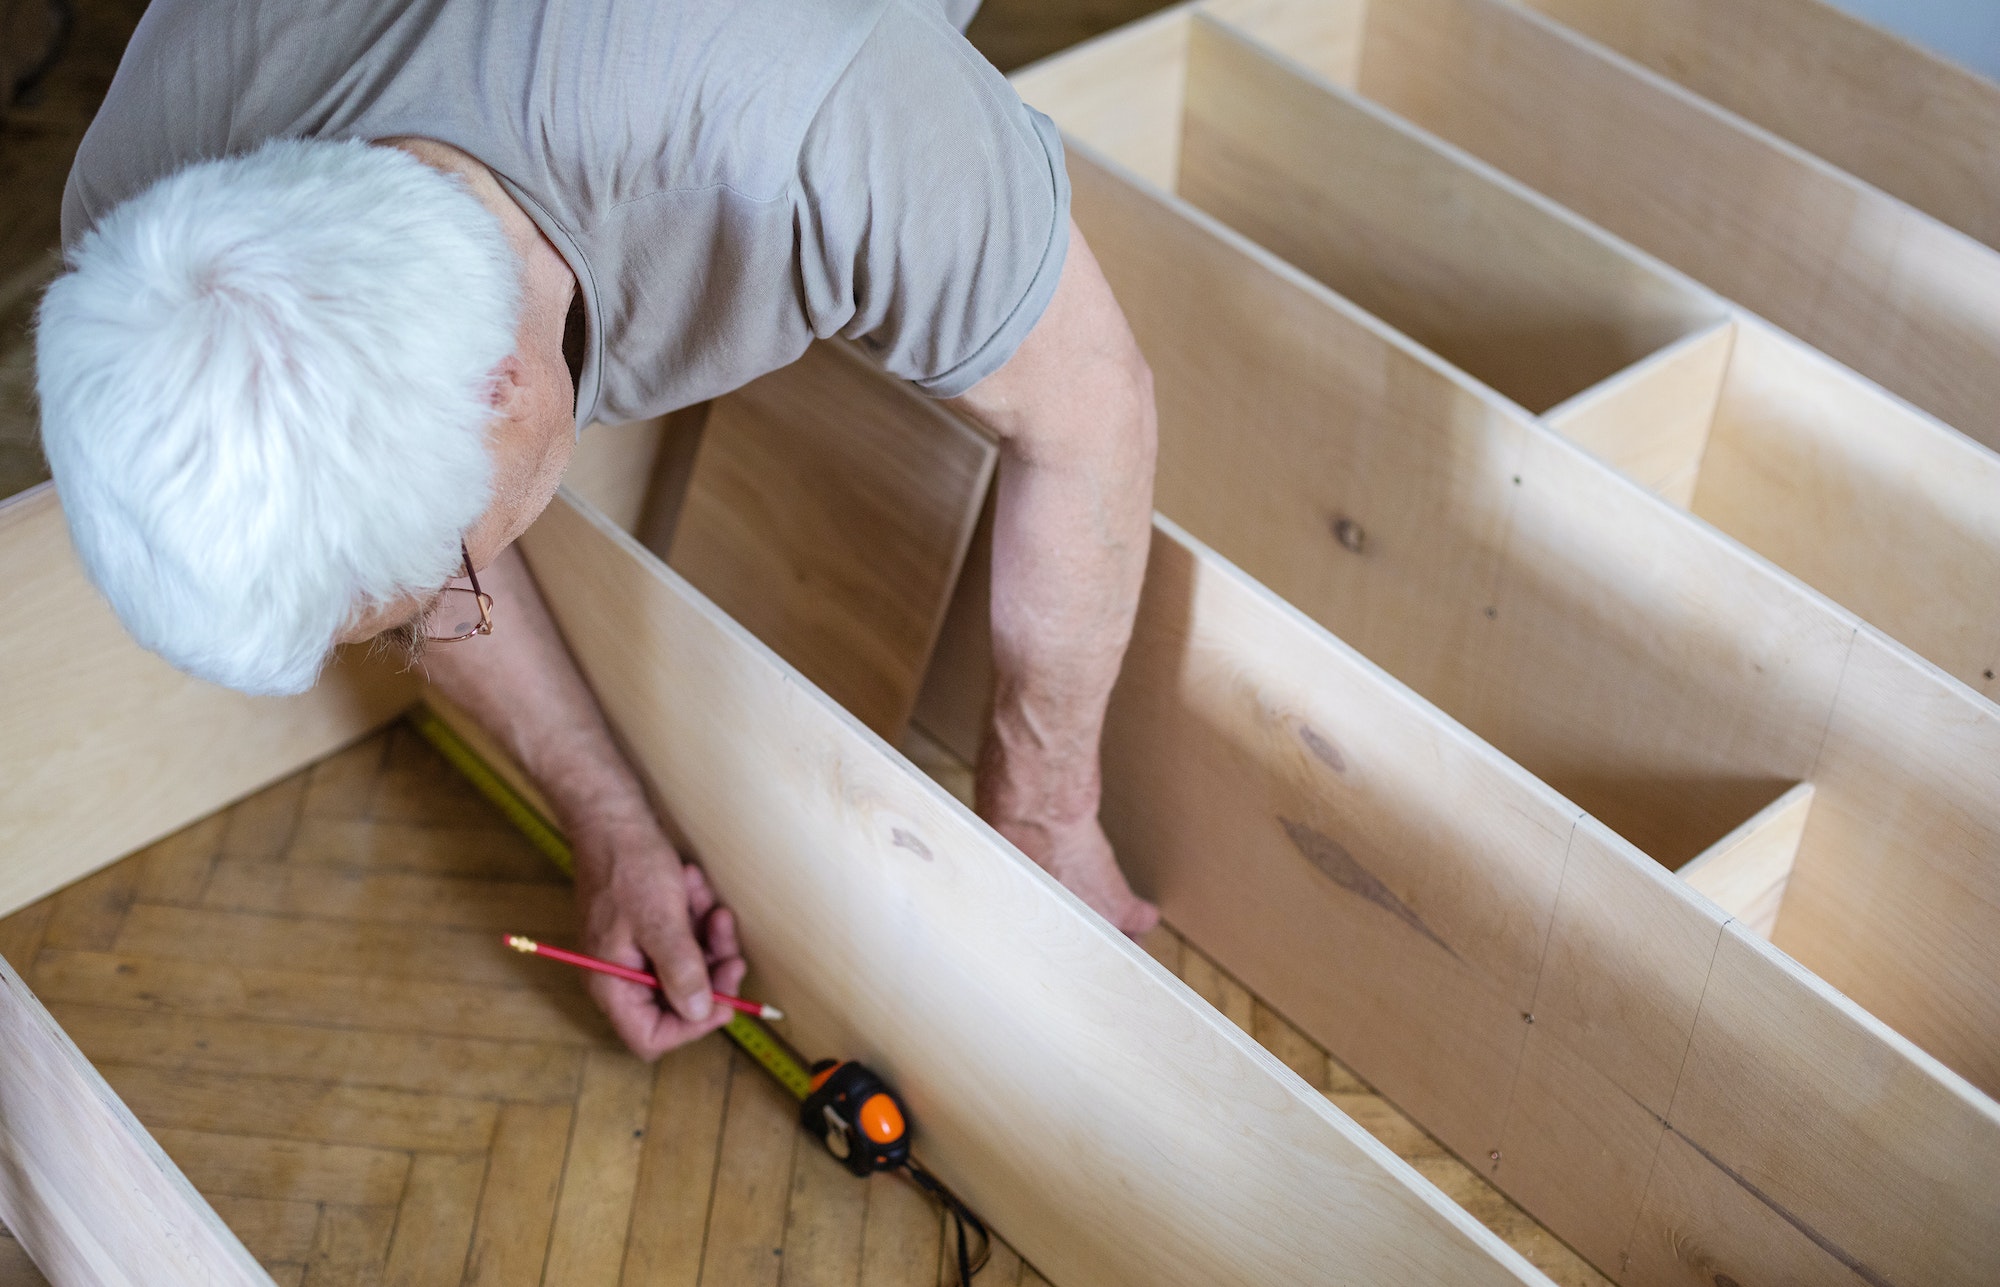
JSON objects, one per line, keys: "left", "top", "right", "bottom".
{"left": 793, "top": 0, "right": 1070, "bottom": 398}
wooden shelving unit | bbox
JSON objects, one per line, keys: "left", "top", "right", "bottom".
{"left": 3, "top": 0, "right": 1998, "bottom": 1283}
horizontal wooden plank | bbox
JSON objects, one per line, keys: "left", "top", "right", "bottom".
{"left": 27, "top": 949, "right": 613, "bottom": 1047}
{"left": 47, "top": 1004, "right": 584, "bottom": 1104}
{"left": 94, "top": 1063, "right": 499, "bottom": 1154}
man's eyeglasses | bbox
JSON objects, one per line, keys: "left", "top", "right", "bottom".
{"left": 420, "top": 542, "right": 494, "bottom": 643}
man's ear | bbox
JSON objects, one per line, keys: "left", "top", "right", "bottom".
{"left": 486, "top": 355, "right": 529, "bottom": 414}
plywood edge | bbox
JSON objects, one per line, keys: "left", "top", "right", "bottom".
{"left": 1543, "top": 317, "right": 1736, "bottom": 507}
{"left": 1515, "top": 0, "right": 2000, "bottom": 250}
{"left": 663, "top": 342, "right": 996, "bottom": 739}
{"left": 564, "top": 416, "right": 668, "bottom": 534}
{"left": 522, "top": 490, "right": 1554, "bottom": 1286}
{"left": 1190, "top": 5, "right": 1724, "bottom": 326}
{"left": 0, "top": 955, "right": 273, "bottom": 1286}
{"left": 1676, "top": 780, "right": 1812, "bottom": 937}
{"left": 1010, "top": 2, "right": 1199, "bottom": 190}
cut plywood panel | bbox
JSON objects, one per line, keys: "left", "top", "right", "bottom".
{"left": 665, "top": 343, "right": 996, "bottom": 739}
{"left": 0, "top": 955, "right": 272, "bottom": 1286}
{"left": 1691, "top": 316, "right": 2000, "bottom": 703}
{"left": 521, "top": 491, "right": 1552, "bottom": 1287}
{"left": 0, "top": 484, "right": 417, "bottom": 920}
{"left": 1633, "top": 922, "right": 2000, "bottom": 1286}
{"left": 1676, "top": 781, "right": 1812, "bottom": 937}
{"left": 1307, "top": 0, "right": 2000, "bottom": 453}
{"left": 1543, "top": 320, "right": 1734, "bottom": 508}
{"left": 1174, "top": 18, "right": 1720, "bottom": 412}
{"left": 1514, "top": 0, "right": 2000, "bottom": 252}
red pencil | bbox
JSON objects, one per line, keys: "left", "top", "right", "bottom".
{"left": 504, "top": 934, "right": 784, "bottom": 1021}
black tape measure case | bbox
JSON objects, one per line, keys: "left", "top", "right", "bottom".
{"left": 801, "top": 1059, "right": 911, "bottom": 1175}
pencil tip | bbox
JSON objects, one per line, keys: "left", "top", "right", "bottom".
{"left": 761, "top": 1005, "right": 785, "bottom": 1021}
{"left": 505, "top": 935, "right": 537, "bottom": 952}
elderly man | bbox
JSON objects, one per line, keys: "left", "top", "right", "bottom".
{"left": 35, "top": 0, "right": 1159, "bottom": 1060}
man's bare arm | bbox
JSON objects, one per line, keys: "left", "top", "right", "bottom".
{"left": 419, "top": 545, "right": 745, "bottom": 1057}
{"left": 946, "top": 222, "right": 1160, "bottom": 934}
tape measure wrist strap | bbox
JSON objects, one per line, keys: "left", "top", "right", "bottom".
{"left": 907, "top": 1157, "right": 990, "bottom": 1286}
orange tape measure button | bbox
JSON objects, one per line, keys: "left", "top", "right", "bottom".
{"left": 859, "top": 1092, "right": 905, "bottom": 1144}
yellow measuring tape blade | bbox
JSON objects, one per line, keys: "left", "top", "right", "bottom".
{"left": 411, "top": 703, "right": 812, "bottom": 1101}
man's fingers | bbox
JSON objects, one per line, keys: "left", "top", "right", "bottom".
{"left": 681, "top": 862, "right": 717, "bottom": 918}
{"left": 642, "top": 918, "right": 715, "bottom": 1025}
{"left": 711, "top": 954, "right": 748, "bottom": 998}
{"left": 700, "top": 905, "right": 740, "bottom": 966}
{"left": 589, "top": 973, "right": 675, "bottom": 1060}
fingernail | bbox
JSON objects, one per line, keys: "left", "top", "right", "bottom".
{"left": 685, "top": 992, "right": 712, "bottom": 1022}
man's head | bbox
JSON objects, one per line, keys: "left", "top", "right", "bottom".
{"left": 36, "top": 136, "right": 577, "bottom": 695}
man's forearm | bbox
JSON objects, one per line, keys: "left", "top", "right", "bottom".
{"left": 981, "top": 375, "right": 1155, "bottom": 833}
{"left": 417, "top": 543, "right": 656, "bottom": 857}
{"left": 948, "top": 224, "right": 1158, "bottom": 843}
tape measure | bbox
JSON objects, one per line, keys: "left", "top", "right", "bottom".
{"left": 417, "top": 705, "right": 984, "bottom": 1280}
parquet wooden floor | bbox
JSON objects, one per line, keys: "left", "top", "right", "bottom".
{"left": 0, "top": 719, "right": 1605, "bottom": 1287}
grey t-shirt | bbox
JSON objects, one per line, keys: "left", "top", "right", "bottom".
{"left": 61, "top": 0, "right": 1070, "bottom": 428}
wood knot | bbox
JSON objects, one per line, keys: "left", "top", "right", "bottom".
{"left": 1298, "top": 724, "right": 1346, "bottom": 773}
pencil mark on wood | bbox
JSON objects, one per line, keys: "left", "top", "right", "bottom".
{"left": 890, "top": 829, "right": 933, "bottom": 861}
{"left": 1330, "top": 516, "right": 1368, "bottom": 554}
{"left": 1297, "top": 725, "right": 1346, "bottom": 773}
{"left": 1279, "top": 818, "right": 1457, "bottom": 959}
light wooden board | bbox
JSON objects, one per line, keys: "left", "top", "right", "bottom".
{"left": 562, "top": 416, "right": 667, "bottom": 535}
{"left": 1549, "top": 310, "right": 2000, "bottom": 704}
{"left": 1691, "top": 315, "right": 2000, "bottom": 703}
{"left": 1090, "top": 516, "right": 2000, "bottom": 1286}
{"left": 0, "top": 483, "right": 417, "bottom": 920}
{"left": 1173, "top": 17, "right": 1718, "bottom": 413}
{"left": 1048, "top": 140, "right": 1839, "bottom": 870}
{"left": 1675, "top": 781, "right": 1812, "bottom": 938}
{"left": 0, "top": 953, "right": 272, "bottom": 1287}
{"left": 1542, "top": 319, "right": 1734, "bottom": 509}
{"left": 664, "top": 343, "right": 996, "bottom": 739}
{"left": 1020, "top": 93, "right": 2000, "bottom": 1100}
{"left": 1294, "top": 0, "right": 2000, "bottom": 454}
{"left": 519, "top": 491, "right": 1552, "bottom": 1286}
{"left": 1513, "top": 0, "right": 2000, "bottom": 252}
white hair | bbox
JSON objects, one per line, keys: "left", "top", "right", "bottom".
{"left": 35, "top": 136, "right": 520, "bottom": 695}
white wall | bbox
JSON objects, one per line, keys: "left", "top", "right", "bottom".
{"left": 1828, "top": 0, "right": 2000, "bottom": 83}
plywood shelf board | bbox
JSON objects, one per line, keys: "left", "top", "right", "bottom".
{"left": 1318, "top": 0, "right": 2000, "bottom": 455}
{"left": 1512, "top": 0, "right": 2000, "bottom": 253}
{"left": 518, "top": 491, "right": 1555, "bottom": 1286}
{"left": 1024, "top": 45, "right": 2000, "bottom": 1107}
{"left": 663, "top": 342, "right": 997, "bottom": 739}
{"left": 1083, "top": 509, "right": 2000, "bottom": 1286}
{"left": 1541, "top": 317, "right": 1735, "bottom": 510}
{"left": 1019, "top": 9, "right": 1724, "bottom": 416}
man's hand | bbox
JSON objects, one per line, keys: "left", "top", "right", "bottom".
{"left": 574, "top": 823, "right": 745, "bottom": 1058}
{"left": 420, "top": 544, "right": 744, "bottom": 1060}
{"left": 948, "top": 221, "right": 1161, "bottom": 938}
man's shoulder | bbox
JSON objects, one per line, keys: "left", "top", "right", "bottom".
{"left": 65, "top": 0, "right": 897, "bottom": 247}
